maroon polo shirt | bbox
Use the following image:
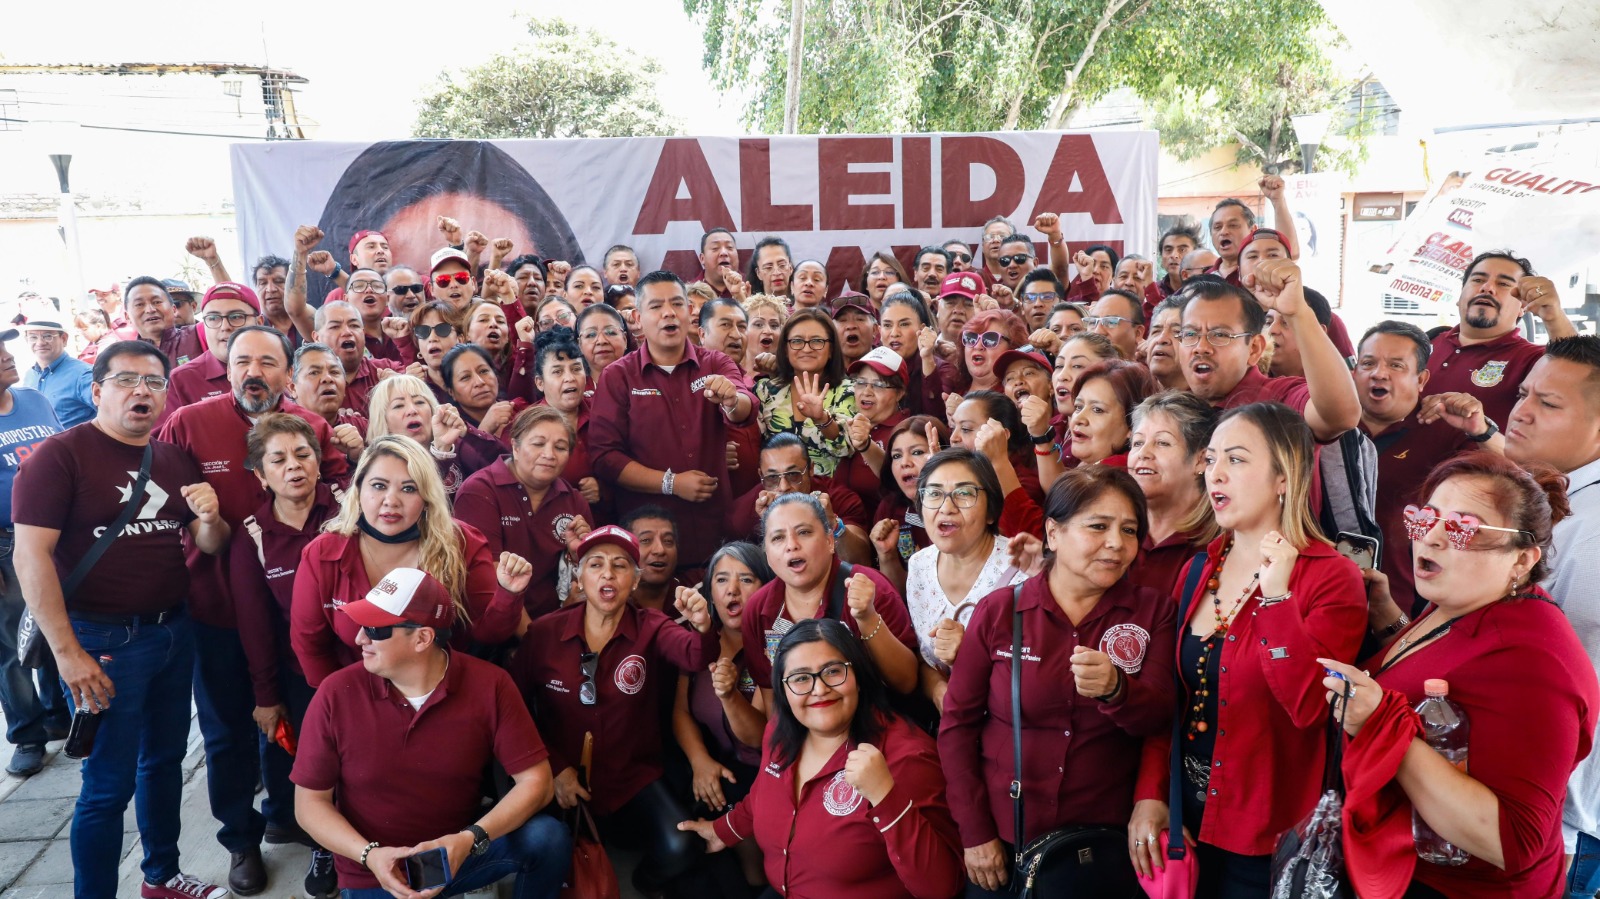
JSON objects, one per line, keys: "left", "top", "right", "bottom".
{"left": 147, "top": 324, "right": 204, "bottom": 367}
{"left": 510, "top": 602, "right": 717, "bottom": 815}
{"left": 1362, "top": 413, "right": 1475, "bottom": 616}
{"left": 292, "top": 652, "right": 549, "bottom": 891}
{"left": 363, "top": 333, "right": 403, "bottom": 364}
{"left": 835, "top": 415, "right": 905, "bottom": 506}
{"left": 872, "top": 496, "right": 932, "bottom": 564}
{"left": 231, "top": 484, "right": 343, "bottom": 707}
{"left": 343, "top": 356, "right": 405, "bottom": 422}
{"left": 726, "top": 475, "right": 868, "bottom": 541}
{"left": 454, "top": 457, "right": 594, "bottom": 621}
{"left": 938, "top": 574, "right": 1177, "bottom": 847}
{"left": 160, "top": 352, "right": 227, "bottom": 426}
{"left": 1424, "top": 326, "right": 1545, "bottom": 427}
{"left": 589, "top": 341, "right": 756, "bottom": 564}
{"left": 290, "top": 524, "right": 524, "bottom": 686}
{"left": 1219, "top": 365, "right": 1310, "bottom": 411}
{"left": 504, "top": 341, "right": 538, "bottom": 404}
{"left": 1130, "top": 531, "right": 1205, "bottom": 599}
{"left": 740, "top": 560, "right": 916, "bottom": 690}
{"left": 712, "top": 715, "right": 964, "bottom": 899}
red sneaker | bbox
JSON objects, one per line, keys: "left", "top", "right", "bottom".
{"left": 140, "top": 873, "right": 230, "bottom": 899}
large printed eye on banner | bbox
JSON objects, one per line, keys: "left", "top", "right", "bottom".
{"left": 229, "top": 132, "right": 1159, "bottom": 301}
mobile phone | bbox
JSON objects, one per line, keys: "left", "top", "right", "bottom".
{"left": 1335, "top": 532, "right": 1380, "bottom": 571}
{"left": 405, "top": 847, "right": 450, "bottom": 890}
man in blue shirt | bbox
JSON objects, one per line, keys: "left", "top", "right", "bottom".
{"left": 0, "top": 328, "right": 69, "bottom": 776}
{"left": 22, "top": 315, "right": 95, "bottom": 428}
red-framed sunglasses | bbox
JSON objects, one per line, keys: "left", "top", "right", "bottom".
{"left": 433, "top": 272, "right": 471, "bottom": 288}
{"left": 1403, "top": 504, "right": 1532, "bottom": 550}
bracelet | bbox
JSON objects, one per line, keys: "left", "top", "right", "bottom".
{"left": 1033, "top": 443, "right": 1059, "bottom": 456}
{"left": 833, "top": 517, "right": 846, "bottom": 539}
{"left": 661, "top": 468, "right": 675, "bottom": 496}
{"left": 358, "top": 841, "right": 380, "bottom": 869}
{"left": 429, "top": 443, "right": 457, "bottom": 459}
{"left": 1093, "top": 668, "right": 1125, "bottom": 703}
{"left": 1257, "top": 591, "right": 1292, "bottom": 607}
{"left": 1372, "top": 611, "right": 1410, "bottom": 639}
{"left": 859, "top": 616, "right": 885, "bottom": 642}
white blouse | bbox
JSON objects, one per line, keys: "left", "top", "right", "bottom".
{"left": 905, "top": 535, "right": 1026, "bottom": 671}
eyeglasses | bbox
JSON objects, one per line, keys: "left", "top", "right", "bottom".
{"left": 854, "top": 379, "right": 897, "bottom": 391}
{"left": 579, "top": 651, "right": 599, "bottom": 705}
{"left": 100, "top": 373, "right": 170, "bottom": 391}
{"left": 998, "top": 254, "right": 1034, "bottom": 267}
{"left": 579, "top": 326, "right": 624, "bottom": 341}
{"left": 348, "top": 279, "right": 386, "bottom": 293}
{"left": 760, "top": 469, "right": 807, "bottom": 491}
{"left": 921, "top": 486, "right": 981, "bottom": 510}
{"left": 758, "top": 261, "right": 791, "bottom": 274}
{"left": 361, "top": 623, "right": 420, "bottom": 641}
{"left": 1176, "top": 328, "right": 1253, "bottom": 348}
{"left": 414, "top": 323, "right": 455, "bottom": 340}
{"left": 1403, "top": 504, "right": 1533, "bottom": 550}
{"left": 1023, "top": 291, "right": 1059, "bottom": 304}
{"left": 787, "top": 336, "right": 829, "bottom": 350}
{"left": 434, "top": 272, "right": 471, "bottom": 288}
{"left": 391, "top": 284, "right": 426, "bottom": 295}
{"left": 201, "top": 311, "right": 255, "bottom": 328}
{"left": 540, "top": 311, "right": 577, "bottom": 329}
{"left": 1084, "top": 316, "right": 1130, "bottom": 329}
{"left": 782, "top": 661, "right": 852, "bottom": 696}
{"left": 961, "top": 331, "right": 1003, "bottom": 349}
{"left": 981, "top": 234, "right": 1007, "bottom": 245}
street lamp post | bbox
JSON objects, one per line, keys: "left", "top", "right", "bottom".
{"left": 1290, "top": 111, "right": 1335, "bottom": 174}
{"left": 38, "top": 122, "right": 88, "bottom": 310}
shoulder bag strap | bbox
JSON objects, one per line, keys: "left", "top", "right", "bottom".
{"left": 1010, "top": 582, "right": 1026, "bottom": 859}
{"left": 1166, "top": 550, "right": 1209, "bottom": 862}
{"left": 827, "top": 560, "right": 854, "bottom": 621}
{"left": 62, "top": 441, "right": 154, "bottom": 599}
{"left": 242, "top": 515, "right": 267, "bottom": 568}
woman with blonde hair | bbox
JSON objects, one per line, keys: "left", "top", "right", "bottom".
{"left": 289, "top": 435, "right": 533, "bottom": 685}
{"left": 1126, "top": 390, "right": 1221, "bottom": 597}
{"left": 366, "top": 374, "right": 501, "bottom": 489}
{"left": 741, "top": 294, "right": 787, "bottom": 380}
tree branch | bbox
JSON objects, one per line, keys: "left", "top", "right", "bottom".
{"left": 1044, "top": 0, "right": 1129, "bottom": 129}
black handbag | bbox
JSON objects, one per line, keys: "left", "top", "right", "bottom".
{"left": 1008, "top": 584, "right": 1141, "bottom": 898}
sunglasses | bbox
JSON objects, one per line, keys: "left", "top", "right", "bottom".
{"left": 391, "top": 284, "right": 426, "bottom": 295}
{"left": 414, "top": 323, "right": 455, "bottom": 340}
{"left": 760, "top": 469, "right": 807, "bottom": 491}
{"left": 434, "top": 272, "right": 472, "bottom": 288}
{"left": 998, "top": 254, "right": 1034, "bottom": 267}
{"left": 361, "top": 623, "right": 420, "bottom": 641}
{"left": 1402, "top": 504, "right": 1533, "bottom": 550}
{"left": 961, "top": 330, "right": 1003, "bottom": 349}
{"left": 579, "top": 651, "right": 599, "bottom": 705}
{"left": 949, "top": 251, "right": 973, "bottom": 263}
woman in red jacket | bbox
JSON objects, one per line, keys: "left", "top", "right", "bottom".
{"left": 1128, "top": 401, "right": 1365, "bottom": 896}
{"left": 679, "top": 617, "right": 965, "bottom": 899}
{"left": 289, "top": 435, "right": 530, "bottom": 686}
{"left": 1320, "top": 452, "right": 1599, "bottom": 899}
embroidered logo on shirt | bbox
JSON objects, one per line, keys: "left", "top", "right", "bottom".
{"left": 1470, "top": 360, "right": 1508, "bottom": 387}
{"left": 822, "top": 771, "right": 863, "bottom": 816}
{"left": 630, "top": 388, "right": 662, "bottom": 397}
{"left": 690, "top": 375, "right": 713, "bottom": 393}
{"left": 1101, "top": 623, "right": 1151, "bottom": 675}
{"left": 614, "top": 654, "right": 647, "bottom": 694}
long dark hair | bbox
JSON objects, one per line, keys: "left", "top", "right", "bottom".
{"left": 768, "top": 619, "right": 897, "bottom": 769}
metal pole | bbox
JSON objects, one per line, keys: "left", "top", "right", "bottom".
{"left": 49, "top": 153, "right": 87, "bottom": 311}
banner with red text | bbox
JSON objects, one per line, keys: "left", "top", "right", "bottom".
{"left": 230, "top": 132, "right": 1158, "bottom": 300}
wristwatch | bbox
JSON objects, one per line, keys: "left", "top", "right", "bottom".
{"left": 464, "top": 824, "right": 491, "bottom": 857}
{"left": 1467, "top": 417, "right": 1499, "bottom": 443}
{"left": 1029, "top": 431, "right": 1055, "bottom": 445}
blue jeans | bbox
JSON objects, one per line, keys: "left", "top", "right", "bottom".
{"left": 1571, "top": 830, "right": 1600, "bottom": 898}
{"left": 0, "top": 533, "right": 68, "bottom": 745}
{"left": 66, "top": 612, "right": 195, "bottom": 899}
{"left": 192, "top": 621, "right": 265, "bottom": 852}
{"left": 340, "top": 813, "right": 572, "bottom": 899}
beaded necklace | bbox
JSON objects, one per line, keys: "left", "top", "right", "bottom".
{"left": 1186, "top": 536, "right": 1259, "bottom": 741}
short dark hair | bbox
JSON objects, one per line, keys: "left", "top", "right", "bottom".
{"left": 998, "top": 233, "right": 1035, "bottom": 253}
{"left": 1159, "top": 223, "right": 1203, "bottom": 251}
{"left": 1358, "top": 320, "right": 1432, "bottom": 372}
{"left": 93, "top": 339, "right": 171, "bottom": 380}
{"left": 440, "top": 343, "right": 496, "bottom": 392}
{"left": 1150, "top": 296, "right": 1184, "bottom": 322}
{"left": 1085, "top": 244, "right": 1122, "bottom": 270}
{"left": 1095, "top": 288, "right": 1144, "bottom": 325}
{"left": 1020, "top": 267, "right": 1066, "bottom": 298}
{"left": 1179, "top": 280, "right": 1267, "bottom": 336}
{"left": 699, "top": 297, "right": 747, "bottom": 330}
{"left": 1462, "top": 249, "right": 1534, "bottom": 284}
{"left": 505, "top": 254, "right": 547, "bottom": 280}
{"left": 226, "top": 324, "right": 293, "bottom": 362}
{"left": 761, "top": 431, "right": 810, "bottom": 469}
{"left": 959, "top": 390, "right": 1030, "bottom": 456}
{"left": 879, "top": 291, "right": 934, "bottom": 329}
{"left": 1300, "top": 287, "right": 1333, "bottom": 328}
{"left": 637, "top": 270, "right": 687, "bottom": 295}
{"left": 291, "top": 341, "right": 338, "bottom": 379}
{"left": 768, "top": 619, "right": 897, "bottom": 769}
{"left": 915, "top": 447, "right": 1004, "bottom": 534}
{"left": 1544, "top": 335, "right": 1600, "bottom": 412}
{"left": 533, "top": 326, "right": 588, "bottom": 380}
{"left": 1211, "top": 198, "right": 1256, "bottom": 228}
{"left": 252, "top": 255, "right": 291, "bottom": 282}
{"left": 1042, "top": 466, "right": 1150, "bottom": 562}
{"left": 122, "top": 276, "right": 170, "bottom": 307}
{"left": 620, "top": 504, "right": 679, "bottom": 539}
{"left": 915, "top": 246, "right": 952, "bottom": 269}
{"left": 699, "top": 228, "right": 735, "bottom": 254}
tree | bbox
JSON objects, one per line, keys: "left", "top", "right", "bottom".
{"left": 413, "top": 19, "right": 681, "bottom": 139}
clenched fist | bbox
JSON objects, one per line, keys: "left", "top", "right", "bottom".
{"left": 185, "top": 236, "right": 220, "bottom": 264}
{"left": 181, "top": 483, "right": 221, "bottom": 525}
{"left": 842, "top": 743, "right": 894, "bottom": 806}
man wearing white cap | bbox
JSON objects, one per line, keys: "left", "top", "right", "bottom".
{"left": 293, "top": 568, "right": 570, "bottom": 898}
{"left": 22, "top": 311, "right": 95, "bottom": 428}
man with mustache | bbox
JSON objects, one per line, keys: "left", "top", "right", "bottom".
{"left": 161, "top": 283, "right": 262, "bottom": 424}
{"left": 156, "top": 326, "right": 350, "bottom": 895}
{"left": 697, "top": 228, "right": 745, "bottom": 300}
{"left": 1423, "top": 250, "right": 1576, "bottom": 427}
{"left": 313, "top": 301, "right": 404, "bottom": 421}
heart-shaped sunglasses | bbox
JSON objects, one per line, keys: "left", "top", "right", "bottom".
{"left": 1402, "top": 504, "right": 1533, "bottom": 550}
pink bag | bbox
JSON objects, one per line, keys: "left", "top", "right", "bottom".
{"left": 1137, "top": 830, "right": 1198, "bottom": 899}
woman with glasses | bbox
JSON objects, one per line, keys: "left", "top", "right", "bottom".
{"left": 742, "top": 296, "right": 787, "bottom": 379}
{"left": 1317, "top": 453, "right": 1598, "bottom": 899}
{"left": 442, "top": 343, "right": 525, "bottom": 443}
{"left": 903, "top": 449, "right": 1024, "bottom": 715}
{"left": 790, "top": 260, "right": 828, "bottom": 310}
{"left": 406, "top": 301, "right": 461, "bottom": 404}
{"left": 679, "top": 617, "right": 964, "bottom": 899}
{"left": 940, "top": 466, "right": 1176, "bottom": 898}
{"left": 1126, "top": 391, "right": 1220, "bottom": 597}
{"left": 836, "top": 348, "right": 911, "bottom": 506}
{"left": 747, "top": 237, "right": 794, "bottom": 299}
{"left": 563, "top": 264, "right": 605, "bottom": 308}
{"left": 959, "top": 310, "right": 1028, "bottom": 394}
{"left": 533, "top": 295, "right": 578, "bottom": 334}
{"left": 1128, "top": 402, "right": 1364, "bottom": 897}
{"left": 573, "top": 303, "right": 631, "bottom": 386}
{"left": 861, "top": 251, "right": 912, "bottom": 310}
{"left": 513, "top": 525, "right": 717, "bottom": 894}
{"left": 870, "top": 415, "right": 951, "bottom": 589}
{"left": 290, "top": 436, "right": 530, "bottom": 687}
{"left": 365, "top": 374, "right": 501, "bottom": 492}
{"left": 754, "top": 309, "right": 858, "bottom": 477}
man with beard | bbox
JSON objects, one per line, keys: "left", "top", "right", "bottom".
{"left": 698, "top": 228, "right": 745, "bottom": 300}
{"left": 832, "top": 294, "right": 878, "bottom": 368}
{"left": 290, "top": 342, "right": 368, "bottom": 453}
{"left": 313, "top": 301, "right": 403, "bottom": 421}
{"left": 117, "top": 277, "right": 203, "bottom": 366}
{"left": 604, "top": 244, "right": 641, "bottom": 286}
{"left": 384, "top": 265, "right": 426, "bottom": 318}
{"left": 1423, "top": 250, "right": 1575, "bottom": 426}
{"left": 1016, "top": 268, "right": 1064, "bottom": 332}
{"left": 162, "top": 283, "right": 263, "bottom": 423}
{"left": 157, "top": 326, "right": 350, "bottom": 895}
{"left": 913, "top": 246, "right": 952, "bottom": 297}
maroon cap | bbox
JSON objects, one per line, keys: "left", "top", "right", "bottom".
{"left": 1237, "top": 227, "right": 1292, "bottom": 259}
{"left": 573, "top": 524, "right": 641, "bottom": 564}
{"left": 348, "top": 230, "right": 387, "bottom": 256}
{"left": 830, "top": 288, "right": 876, "bottom": 320}
{"left": 995, "top": 348, "right": 1052, "bottom": 380}
{"left": 340, "top": 567, "right": 455, "bottom": 631}
{"left": 940, "top": 271, "right": 982, "bottom": 300}
{"left": 849, "top": 346, "right": 909, "bottom": 382}
{"left": 201, "top": 282, "right": 262, "bottom": 313}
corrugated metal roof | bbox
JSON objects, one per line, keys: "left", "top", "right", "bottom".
{"left": 0, "top": 63, "right": 307, "bottom": 84}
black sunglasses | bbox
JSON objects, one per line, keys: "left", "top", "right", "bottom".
{"left": 949, "top": 251, "right": 973, "bottom": 263}
{"left": 998, "top": 253, "right": 1033, "bottom": 267}
{"left": 579, "top": 651, "right": 599, "bottom": 705}
{"left": 414, "top": 323, "right": 455, "bottom": 340}
{"left": 391, "top": 284, "right": 426, "bottom": 295}
{"left": 361, "top": 623, "right": 420, "bottom": 641}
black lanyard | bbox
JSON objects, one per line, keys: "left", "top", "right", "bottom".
{"left": 1375, "top": 613, "right": 1458, "bottom": 677}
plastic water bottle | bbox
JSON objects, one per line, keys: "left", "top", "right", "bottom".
{"left": 1413, "top": 679, "right": 1470, "bottom": 865}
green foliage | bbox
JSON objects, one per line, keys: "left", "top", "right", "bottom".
{"left": 413, "top": 19, "right": 680, "bottom": 139}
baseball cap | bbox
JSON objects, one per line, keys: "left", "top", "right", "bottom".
{"left": 849, "top": 346, "right": 909, "bottom": 382}
{"left": 339, "top": 567, "right": 455, "bottom": 631}
{"left": 940, "top": 272, "right": 982, "bottom": 300}
{"left": 348, "top": 229, "right": 388, "bottom": 256}
{"left": 162, "top": 279, "right": 196, "bottom": 300}
{"left": 572, "top": 524, "right": 641, "bottom": 565}
{"left": 0, "top": 329, "right": 18, "bottom": 342}
{"left": 200, "top": 282, "right": 262, "bottom": 314}
{"left": 430, "top": 247, "right": 472, "bottom": 276}
{"left": 995, "top": 347, "right": 1053, "bottom": 380}
{"left": 1237, "top": 228, "right": 1292, "bottom": 259}
{"left": 830, "top": 288, "right": 875, "bottom": 320}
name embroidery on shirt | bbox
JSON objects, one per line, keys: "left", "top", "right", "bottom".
{"left": 1101, "top": 623, "right": 1151, "bottom": 675}
{"left": 822, "top": 771, "right": 863, "bottom": 816}
{"left": 614, "top": 654, "right": 647, "bottom": 694}
{"left": 690, "top": 375, "right": 712, "bottom": 393}
{"left": 996, "top": 645, "right": 1041, "bottom": 663}
{"left": 630, "top": 388, "right": 662, "bottom": 397}
{"left": 1470, "top": 360, "right": 1508, "bottom": 387}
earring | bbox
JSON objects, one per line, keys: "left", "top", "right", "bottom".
{"left": 1278, "top": 494, "right": 1285, "bottom": 505}
{"left": 1508, "top": 572, "right": 1521, "bottom": 595}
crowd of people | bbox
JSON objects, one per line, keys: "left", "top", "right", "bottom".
{"left": 3, "top": 174, "right": 1599, "bottom": 899}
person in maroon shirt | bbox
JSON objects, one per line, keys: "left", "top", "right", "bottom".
{"left": 341, "top": 268, "right": 406, "bottom": 363}
{"left": 530, "top": 327, "right": 607, "bottom": 518}
{"left": 292, "top": 567, "right": 570, "bottom": 898}
{"left": 290, "top": 436, "right": 531, "bottom": 686}
{"left": 442, "top": 343, "right": 525, "bottom": 442}
{"left": 365, "top": 374, "right": 501, "bottom": 491}
{"left": 878, "top": 291, "right": 958, "bottom": 419}
{"left": 1126, "top": 391, "right": 1220, "bottom": 598}
{"left": 940, "top": 466, "right": 1176, "bottom": 896}
{"left": 742, "top": 493, "right": 920, "bottom": 699}
{"left": 510, "top": 525, "right": 717, "bottom": 893}
{"left": 289, "top": 342, "right": 368, "bottom": 454}
{"left": 1128, "top": 402, "right": 1365, "bottom": 895}
{"left": 118, "top": 276, "right": 204, "bottom": 366}
{"left": 229, "top": 413, "right": 344, "bottom": 895}
{"left": 869, "top": 416, "right": 948, "bottom": 588}
{"left": 160, "top": 282, "right": 262, "bottom": 423}
{"left": 1156, "top": 224, "right": 1202, "bottom": 300}
{"left": 314, "top": 301, "right": 404, "bottom": 421}
{"left": 838, "top": 347, "right": 910, "bottom": 506}
{"left": 1424, "top": 250, "right": 1576, "bottom": 427}
{"left": 1322, "top": 453, "right": 1599, "bottom": 899}
{"left": 729, "top": 433, "right": 872, "bottom": 562}
{"left": 455, "top": 407, "right": 594, "bottom": 622}
{"left": 680, "top": 618, "right": 965, "bottom": 899}
{"left": 590, "top": 271, "right": 757, "bottom": 566}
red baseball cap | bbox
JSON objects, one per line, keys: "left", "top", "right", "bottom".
{"left": 200, "top": 282, "right": 262, "bottom": 314}
{"left": 995, "top": 348, "right": 1052, "bottom": 381}
{"left": 348, "top": 230, "right": 388, "bottom": 256}
{"left": 340, "top": 567, "right": 455, "bottom": 631}
{"left": 1237, "top": 227, "right": 1292, "bottom": 259}
{"left": 573, "top": 524, "right": 641, "bottom": 565}
{"left": 940, "top": 271, "right": 982, "bottom": 300}
{"left": 830, "top": 288, "right": 876, "bottom": 321}
{"left": 849, "top": 346, "right": 909, "bottom": 382}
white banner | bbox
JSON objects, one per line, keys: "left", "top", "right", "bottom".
{"left": 230, "top": 132, "right": 1159, "bottom": 300}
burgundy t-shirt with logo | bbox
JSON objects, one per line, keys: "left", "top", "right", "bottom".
{"left": 12, "top": 423, "right": 200, "bottom": 616}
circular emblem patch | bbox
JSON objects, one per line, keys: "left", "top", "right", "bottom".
{"left": 613, "top": 654, "right": 647, "bottom": 695}
{"left": 1101, "top": 623, "right": 1151, "bottom": 675}
{"left": 822, "top": 771, "right": 863, "bottom": 816}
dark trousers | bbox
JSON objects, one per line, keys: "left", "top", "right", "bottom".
{"left": 1195, "top": 842, "right": 1272, "bottom": 898}
{"left": 192, "top": 621, "right": 265, "bottom": 852}
{"left": 598, "top": 779, "right": 702, "bottom": 890}
{"left": 0, "top": 532, "right": 68, "bottom": 745}
{"left": 258, "top": 664, "right": 317, "bottom": 832}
